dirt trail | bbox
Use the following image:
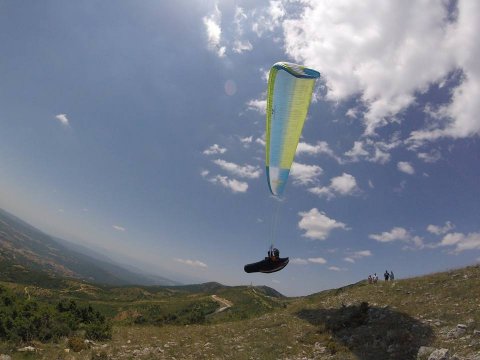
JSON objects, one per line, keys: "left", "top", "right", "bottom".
{"left": 211, "top": 294, "right": 233, "bottom": 313}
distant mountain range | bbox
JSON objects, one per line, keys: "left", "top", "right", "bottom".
{"left": 0, "top": 208, "right": 179, "bottom": 286}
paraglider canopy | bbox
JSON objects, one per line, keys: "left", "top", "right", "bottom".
{"left": 244, "top": 62, "right": 319, "bottom": 275}
{"left": 266, "top": 62, "right": 320, "bottom": 197}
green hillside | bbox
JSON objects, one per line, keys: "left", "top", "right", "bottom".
{"left": 0, "top": 264, "right": 479, "bottom": 359}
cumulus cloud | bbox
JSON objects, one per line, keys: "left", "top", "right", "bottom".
{"left": 213, "top": 159, "right": 261, "bottom": 179}
{"left": 208, "top": 174, "right": 248, "bottom": 193}
{"left": 203, "top": 144, "right": 227, "bottom": 155}
{"left": 329, "top": 266, "right": 347, "bottom": 271}
{"left": 290, "top": 162, "right": 323, "bottom": 186}
{"left": 233, "top": 40, "right": 253, "bottom": 53}
{"left": 297, "top": 141, "right": 341, "bottom": 162}
{"left": 255, "top": 136, "right": 266, "bottom": 147}
{"left": 369, "top": 227, "right": 411, "bottom": 243}
{"left": 418, "top": 149, "right": 441, "bottom": 163}
{"left": 309, "top": 173, "right": 358, "bottom": 199}
{"left": 308, "top": 257, "right": 327, "bottom": 264}
{"left": 291, "top": 257, "right": 327, "bottom": 265}
{"left": 252, "top": 0, "right": 286, "bottom": 36}
{"left": 290, "top": 258, "right": 309, "bottom": 265}
{"left": 203, "top": 4, "right": 226, "bottom": 57}
{"left": 344, "top": 141, "right": 369, "bottom": 161}
{"left": 397, "top": 161, "right": 415, "bottom": 175}
{"left": 344, "top": 136, "right": 401, "bottom": 164}
{"left": 370, "top": 227, "right": 425, "bottom": 249}
{"left": 246, "top": 98, "right": 267, "bottom": 114}
{"left": 282, "top": 1, "right": 480, "bottom": 142}
{"left": 55, "top": 114, "right": 70, "bottom": 126}
{"left": 437, "top": 232, "right": 480, "bottom": 253}
{"left": 175, "top": 258, "right": 208, "bottom": 268}
{"left": 112, "top": 225, "right": 126, "bottom": 232}
{"left": 239, "top": 136, "right": 253, "bottom": 147}
{"left": 344, "top": 249, "right": 372, "bottom": 263}
{"left": 408, "top": 3, "right": 480, "bottom": 144}
{"left": 298, "top": 208, "right": 347, "bottom": 241}
{"left": 427, "top": 221, "right": 455, "bottom": 235}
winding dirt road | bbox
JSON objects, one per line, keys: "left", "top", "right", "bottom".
{"left": 211, "top": 295, "right": 233, "bottom": 313}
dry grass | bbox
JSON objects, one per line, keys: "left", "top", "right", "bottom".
{"left": 2, "top": 265, "right": 480, "bottom": 359}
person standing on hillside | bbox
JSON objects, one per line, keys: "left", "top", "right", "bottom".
{"left": 384, "top": 270, "right": 390, "bottom": 281}
{"left": 390, "top": 270, "right": 394, "bottom": 281}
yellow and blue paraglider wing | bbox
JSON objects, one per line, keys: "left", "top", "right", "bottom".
{"left": 266, "top": 62, "right": 320, "bottom": 196}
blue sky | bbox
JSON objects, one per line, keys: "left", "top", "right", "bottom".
{"left": 1, "top": 0, "right": 479, "bottom": 296}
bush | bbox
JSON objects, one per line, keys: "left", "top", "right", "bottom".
{"left": 0, "top": 285, "right": 112, "bottom": 343}
{"left": 68, "top": 336, "right": 87, "bottom": 352}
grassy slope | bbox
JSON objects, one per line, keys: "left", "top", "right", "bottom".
{"left": 0, "top": 265, "right": 479, "bottom": 359}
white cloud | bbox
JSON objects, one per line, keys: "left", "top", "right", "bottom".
{"left": 255, "top": 136, "right": 266, "bottom": 147}
{"left": 290, "top": 258, "right": 309, "bottom": 265}
{"left": 239, "top": 136, "right": 253, "bottom": 147}
{"left": 330, "top": 173, "right": 358, "bottom": 195}
{"left": 309, "top": 173, "right": 358, "bottom": 199}
{"left": 343, "top": 249, "right": 372, "bottom": 263}
{"left": 234, "top": 6, "right": 247, "bottom": 34}
{"left": 353, "top": 250, "right": 372, "bottom": 258}
{"left": 208, "top": 175, "right": 248, "bottom": 193}
{"left": 307, "top": 257, "right": 327, "bottom": 264}
{"left": 427, "top": 221, "right": 455, "bottom": 235}
{"left": 329, "top": 266, "right": 347, "bottom": 271}
{"left": 346, "top": 108, "right": 359, "bottom": 119}
{"left": 203, "top": 4, "right": 226, "bottom": 57}
{"left": 200, "top": 170, "right": 210, "bottom": 178}
{"left": 369, "top": 227, "right": 410, "bottom": 243}
{"left": 282, "top": 1, "right": 480, "bottom": 144}
{"left": 344, "top": 141, "right": 369, "bottom": 161}
{"left": 246, "top": 98, "right": 267, "bottom": 114}
{"left": 418, "top": 149, "right": 441, "bottom": 163}
{"left": 438, "top": 232, "right": 480, "bottom": 253}
{"left": 296, "top": 141, "right": 341, "bottom": 162}
{"left": 203, "top": 144, "right": 227, "bottom": 155}
{"left": 370, "top": 227, "right": 425, "bottom": 250}
{"left": 175, "top": 258, "right": 208, "bottom": 268}
{"left": 252, "top": 0, "right": 286, "bottom": 36}
{"left": 213, "top": 159, "right": 261, "bottom": 179}
{"left": 233, "top": 40, "right": 253, "bottom": 53}
{"left": 372, "top": 147, "right": 391, "bottom": 164}
{"left": 291, "top": 257, "right": 327, "bottom": 265}
{"left": 408, "top": 3, "right": 480, "bottom": 144}
{"left": 345, "top": 136, "right": 401, "bottom": 164}
{"left": 290, "top": 162, "right": 323, "bottom": 186}
{"left": 397, "top": 161, "right": 415, "bottom": 175}
{"left": 298, "top": 208, "right": 347, "bottom": 241}
{"left": 55, "top": 114, "right": 70, "bottom": 126}
{"left": 112, "top": 225, "right": 126, "bottom": 232}
{"left": 231, "top": 6, "right": 254, "bottom": 54}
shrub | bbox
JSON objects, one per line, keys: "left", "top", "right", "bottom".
{"left": 0, "top": 285, "right": 112, "bottom": 343}
{"left": 68, "top": 336, "right": 87, "bottom": 352}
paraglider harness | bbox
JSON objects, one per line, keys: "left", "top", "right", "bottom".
{"left": 244, "top": 246, "right": 288, "bottom": 273}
